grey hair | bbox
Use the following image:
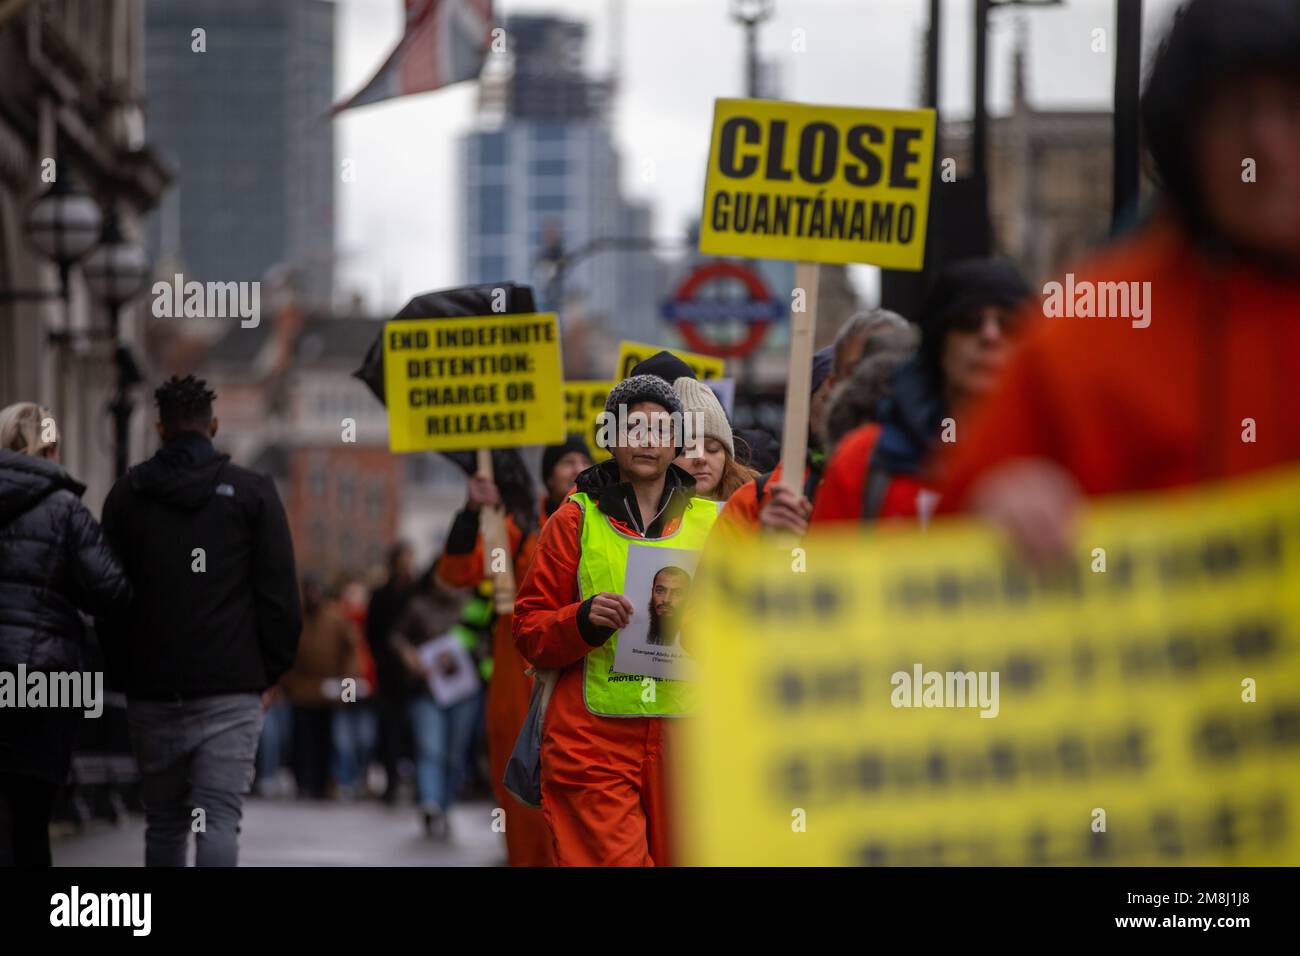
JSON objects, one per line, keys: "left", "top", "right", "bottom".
{"left": 823, "top": 324, "right": 920, "bottom": 449}
{"left": 832, "top": 308, "right": 910, "bottom": 375}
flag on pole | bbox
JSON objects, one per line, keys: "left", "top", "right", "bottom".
{"left": 332, "top": 0, "right": 494, "bottom": 115}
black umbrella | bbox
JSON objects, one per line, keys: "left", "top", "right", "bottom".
{"left": 353, "top": 282, "right": 540, "bottom": 533}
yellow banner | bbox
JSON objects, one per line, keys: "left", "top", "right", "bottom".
{"left": 680, "top": 467, "right": 1300, "bottom": 865}
{"left": 382, "top": 313, "right": 564, "bottom": 452}
{"left": 615, "top": 341, "right": 725, "bottom": 383}
{"left": 698, "top": 98, "right": 936, "bottom": 270}
{"left": 564, "top": 380, "right": 613, "bottom": 462}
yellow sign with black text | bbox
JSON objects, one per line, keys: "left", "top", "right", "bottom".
{"left": 564, "top": 380, "right": 614, "bottom": 462}
{"left": 699, "top": 98, "right": 936, "bottom": 269}
{"left": 681, "top": 467, "right": 1300, "bottom": 865}
{"left": 615, "top": 341, "right": 725, "bottom": 383}
{"left": 383, "top": 313, "right": 564, "bottom": 452}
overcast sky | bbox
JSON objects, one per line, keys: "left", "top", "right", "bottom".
{"left": 332, "top": 0, "right": 1185, "bottom": 313}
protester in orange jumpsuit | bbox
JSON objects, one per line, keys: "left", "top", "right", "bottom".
{"left": 513, "top": 376, "right": 715, "bottom": 866}
{"left": 438, "top": 436, "right": 592, "bottom": 866}
{"left": 940, "top": 0, "right": 1300, "bottom": 555}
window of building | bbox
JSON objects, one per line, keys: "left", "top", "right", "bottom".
{"left": 477, "top": 255, "right": 507, "bottom": 281}
{"left": 530, "top": 193, "right": 566, "bottom": 213}
{"left": 530, "top": 157, "right": 567, "bottom": 177}
{"left": 479, "top": 185, "right": 508, "bottom": 234}
{"left": 366, "top": 481, "right": 384, "bottom": 521}
{"left": 479, "top": 131, "right": 508, "bottom": 165}
{"left": 307, "top": 462, "right": 327, "bottom": 498}
{"left": 338, "top": 473, "right": 356, "bottom": 511}
{"left": 531, "top": 123, "right": 566, "bottom": 144}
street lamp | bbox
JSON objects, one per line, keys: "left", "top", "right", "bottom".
{"left": 82, "top": 207, "right": 151, "bottom": 477}
{"left": 729, "top": 0, "right": 774, "bottom": 99}
{"left": 0, "top": 167, "right": 102, "bottom": 303}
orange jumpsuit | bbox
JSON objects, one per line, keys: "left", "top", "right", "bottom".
{"left": 513, "top": 473, "right": 696, "bottom": 866}
{"left": 438, "top": 503, "right": 555, "bottom": 867}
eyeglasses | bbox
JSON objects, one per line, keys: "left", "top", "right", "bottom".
{"left": 948, "top": 306, "right": 1022, "bottom": 335}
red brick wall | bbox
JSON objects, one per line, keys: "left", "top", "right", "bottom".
{"left": 284, "top": 445, "right": 399, "bottom": 580}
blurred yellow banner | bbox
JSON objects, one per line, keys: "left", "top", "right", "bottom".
{"left": 383, "top": 313, "right": 565, "bottom": 452}
{"left": 615, "top": 341, "right": 725, "bottom": 383}
{"left": 698, "top": 98, "right": 936, "bottom": 269}
{"left": 680, "top": 466, "right": 1300, "bottom": 865}
{"left": 564, "top": 380, "right": 613, "bottom": 462}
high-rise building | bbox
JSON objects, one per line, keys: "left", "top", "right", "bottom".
{"left": 144, "top": 0, "right": 335, "bottom": 305}
{"left": 460, "top": 14, "right": 662, "bottom": 361}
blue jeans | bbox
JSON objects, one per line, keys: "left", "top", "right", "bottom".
{"left": 407, "top": 691, "right": 480, "bottom": 811}
{"left": 126, "top": 693, "right": 263, "bottom": 867}
{"left": 255, "top": 697, "right": 292, "bottom": 787}
{"left": 331, "top": 703, "right": 378, "bottom": 790}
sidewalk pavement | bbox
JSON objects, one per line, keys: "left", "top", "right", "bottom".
{"left": 51, "top": 797, "right": 507, "bottom": 867}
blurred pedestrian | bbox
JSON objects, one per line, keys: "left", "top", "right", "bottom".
{"left": 438, "top": 435, "right": 592, "bottom": 864}
{"left": 0, "top": 404, "right": 131, "bottom": 866}
{"left": 390, "top": 567, "right": 478, "bottom": 839}
{"left": 822, "top": 321, "right": 920, "bottom": 451}
{"left": 514, "top": 375, "right": 718, "bottom": 865}
{"left": 99, "top": 376, "right": 301, "bottom": 866}
{"left": 672, "top": 378, "right": 757, "bottom": 505}
{"left": 281, "top": 576, "right": 360, "bottom": 799}
{"left": 941, "top": 0, "right": 1300, "bottom": 560}
{"left": 331, "top": 576, "right": 377, "bottom": 798}
{"left": 366, "top": 542, "right": 417, "bottom": 804}
{"left": 812, "top": 260, "right": 1031, "bottom": 525}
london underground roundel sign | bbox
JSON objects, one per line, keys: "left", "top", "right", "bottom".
{"left": 661, "top": 260, "right": 785, "bottom": 359}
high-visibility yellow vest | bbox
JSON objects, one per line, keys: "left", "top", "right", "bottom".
{"left": 570, "top": 489, "right": 717, "bottom": 717}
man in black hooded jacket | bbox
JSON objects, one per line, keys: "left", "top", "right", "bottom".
{"left": 99, "top": 376, "right": 301, "bottom": 866}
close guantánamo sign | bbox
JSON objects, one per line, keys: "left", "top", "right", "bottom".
{"left": 564, "top": 380, "right": 613, "bottom": 462}
{"left": 680, "top": 467, "right": 1300, "bottom": 866}
{"left": 699, "top": 98, "right": 936, "bottom": 270}
{"left": 383, "top": 313, "right": 564, "bottom": 452}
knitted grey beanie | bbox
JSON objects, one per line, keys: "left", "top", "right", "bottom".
{"left": 604, "top": 373, "right": 683, "bottom": 418}
{"left": 603, "top": 373, "right": 685, "bottom": 454}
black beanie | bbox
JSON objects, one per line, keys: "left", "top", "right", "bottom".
{"left": 918, "top": 258, "right": 1031, "bottom": 378}
{"left": 541, "top": 434, "right": 592, "bottom": 483}
{"left": 630, "top": 350, "right": 696, "bottom": 384}
{"left": 1141, "top": 0, "right": 1300, "bottom": 238}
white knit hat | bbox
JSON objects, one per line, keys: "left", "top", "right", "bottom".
{"left": 672, "top": 377, "right": 733, "bottom": 458}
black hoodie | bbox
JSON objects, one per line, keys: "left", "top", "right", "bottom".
{"left": 0, "top": 450, "right": 131, "bottom": 672}
{"left": 98, "top": 432, "right": 302, "bottom": 700}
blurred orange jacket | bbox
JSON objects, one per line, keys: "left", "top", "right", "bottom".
{"left": 942, "top": 216, "right": 1300, "bottom": 506}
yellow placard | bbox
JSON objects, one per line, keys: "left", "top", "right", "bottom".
{"left": 382, "top": 313, "right": 564, "bottom": 452}
{"left": 680, "top": 467, "right": 1300, "bottom": 865}
{"left": 698, "top": 98, "right": 936, "bottom": 270}
{"left": 615, "top": 341, "right": 725, "bottom": 383}
{"left": 564, "top": 380, "right": 614, "bottom": 462}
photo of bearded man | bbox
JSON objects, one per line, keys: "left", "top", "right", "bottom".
{"left": 645, "top": 566, "right": 691, "bottom": 648}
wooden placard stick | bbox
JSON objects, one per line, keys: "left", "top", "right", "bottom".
{"left": 476, "top": 447, "right": 517, "bottom": 614}
{"left": 778, "top": 261, "right": 820, "bottom": 494}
